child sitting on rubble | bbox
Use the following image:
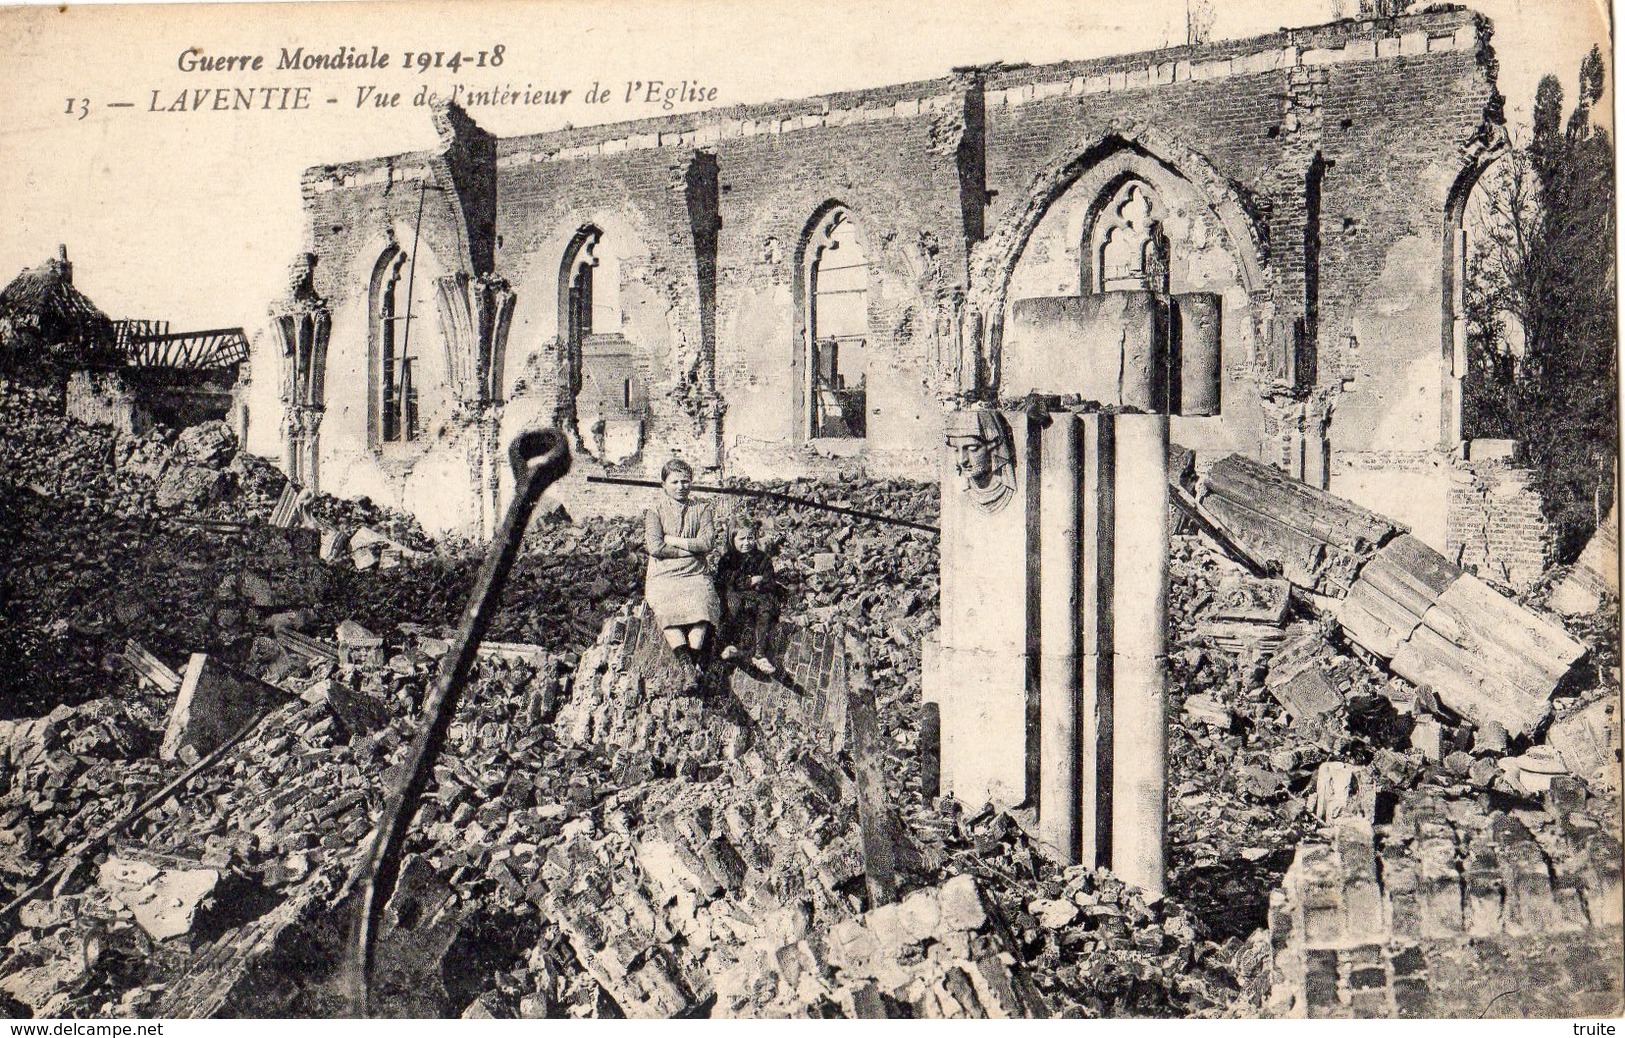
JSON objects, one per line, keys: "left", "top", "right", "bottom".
{"left": 714, "top": 518, "right": 780, "bottom": 675}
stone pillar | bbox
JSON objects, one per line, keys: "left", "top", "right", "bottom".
{"left": 1109, "top": 413, "right": 1169, "bottom": 895}
{"left": 938, "top": 288, "right": 1181, "bottom": 891}
{"left": 1078, "top": 412, "right": 1116, "bottom": 868}
{"left": 1173, "top": 292, "right": 1222, "bottom": 417}
{"left": 272, "top": 254, "right": 332, "bottom": 492}
{"left": 290, "top": 405, "right": 324, "bottom": 492}
{"left": 932, "top": 410, "right": 1036, "bottom": 810}
{"left": 436, "top": 272, "right": 515, "bottom": 540}
{"left": 1037, "top": 416, "right": 1081, "bottom": 858}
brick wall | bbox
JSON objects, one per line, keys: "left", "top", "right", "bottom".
{"left": 1268, "top": 792, "right": 1623, "bottom": 1018}
{"left": 65, "top": 370, "right": 151, "bottom": 437}
{"left": 1447, "top": 460, "right": 1555, "bottom": 590}
{"left": 556, "top": 602, "right": 852, "bottom": 771}
{"left": 265, "top": 7, "right": 1500, "bottom": 535}
{"left": 978, "top": 8, "right": 1495, "bottom": 458}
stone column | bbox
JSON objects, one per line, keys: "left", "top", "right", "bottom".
{"left": 1078, "top": 412, "right": 1116, "bottom": 868}
{"left": 1109, "top": 413, "right": 1169, "bottom": 895}
{"left": 930, "top": 410, "right": 1035, "bottom": 811}
{"left": 1037, "top": 416, "right": 1081, "bottom": 858}
{"left": 290, "top": 405, "right": 324, "bottom": 492}
{"left": 272, "top": 254, "right": 331, "bottom": 491}
{"left": 435, "top": 271, "right": 515, "bottom": 540}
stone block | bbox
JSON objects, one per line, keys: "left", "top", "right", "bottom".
{"left": 1267, "top": 669, "right": 1345, "bottom": 727}
{"left": 938, "top": 874, "right": 985, "bottom": 932}
{"left": 1464, "top": 851, "right": 1505, "bottom": 936}
{"left": 98, "top": 857, "right": 219, "bottom": 941}
{"left": 1410, "top": 718, "right": 1444, "bottom": 761}
{"left": 1392, "top": 976, "right": 1432, "bottom": 1018}
{"left": 1303, "top": 947, "right": 1339, "bottom": 1007}
{"left": 1172, "top": 292, "right": 1222, "bottom": 416}
{"left": 1005, "top": 292, "right": 1167, "bottom": 406}
{"left": 1311, "top": 762, "right": 1377, "bottom": 824}
{"left": 1416, "top": 836, "right": 1464, "bottom": 937}
{"left": 1546, "top": 697, "right": 1620, "bottom": 791}
{"left": 335, "top": 619, "right": 385, "bottom": 668}
{"left": 161, "top": 654, "right": 281, "bottom": 761}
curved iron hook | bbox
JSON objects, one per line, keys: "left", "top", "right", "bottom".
{"left": 346, "top": 427, "right": 570, "bottom": 1016}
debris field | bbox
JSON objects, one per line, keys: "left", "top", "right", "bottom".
{"left": 1, "top": 372, "right": 1619, "bottom": 1018}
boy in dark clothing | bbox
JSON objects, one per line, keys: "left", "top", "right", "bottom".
{"left": 715, "top": 519, "right": 780, "bottom": 674}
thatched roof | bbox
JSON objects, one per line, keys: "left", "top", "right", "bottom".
{"left": 0, "top": 246, "right": 119, "bottom": 368}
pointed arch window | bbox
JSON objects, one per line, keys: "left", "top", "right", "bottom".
{"left": 1092, "top": 180, "right": 1170, "bottom": 294}
{"left": 803, "top": 207, "right": 869, "bottom": 439}
{"left": 370, "top": 248, "right": 420, "bottom": 444}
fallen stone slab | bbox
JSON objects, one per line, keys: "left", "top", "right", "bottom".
{"left": 1342, "top": 536, "right": 1585, "bottom": 738}
{"left": 1265, "top": 630, "right": 1345, "bottom": 724}
{"left": 162, "top": 654, "right": 285, "bottom": 762}
{"left": 1198, "top": 454, "right": 1398, "bottom": 595}
{"left": 121, "top": 639, "right": 181, "bottom": 695}
{"left": 1196, "top": 460, "right": 1587, "bottom": 738}
{"left": 1410, "top": 718, "right": 1445, "bottom": 762}
{"left": 1208, "top": 575, "right": 1292, "bottom": 625}
{"left": 1547, "top": 505, "right": 1618, "bottom": 616}
{"left": 1181, "top": 694, "right": 1232, "bottom": 729}
{"left": 98, "top": 856, "right": 219, "bottom": 941}
{"left": 276, "top": 627, "right": 339, "bottom": 663}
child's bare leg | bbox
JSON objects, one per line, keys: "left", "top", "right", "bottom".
{"left": 686, "top": 623, "right": 709, "bottom": 653}
{"left": 663, "top": 626, "right": 687, "bottom": 651}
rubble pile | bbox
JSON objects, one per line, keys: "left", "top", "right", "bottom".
{"left": 3, "top": 373, "right": 430, "bottom": 542}
{"left": 3, "top": 379, "right": 1620, "bottom": 1019}
{"left": 1269, "top": 790, "right": 1623, "bottom": 1018}
{"left": 893, "top": 797, "right": 1258, "bottom": 1017}
{"left": 0, "top": 698, "right": 164, "bottom": 887}
{"left": 0, "top": 377, "right": 158, "bottom": 517}
{"left": 0, "top": 628, "right": 621, "bottom": 1017}
{"left": 1160, "top": 525, "right": 1620, "bottom": 983}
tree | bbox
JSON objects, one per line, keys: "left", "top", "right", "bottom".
{"left": 1512, "top": 47, "right": 1617, "bottom": 560}
{"left": 1461, "top": 145, "right": 1538, "bottom": 440}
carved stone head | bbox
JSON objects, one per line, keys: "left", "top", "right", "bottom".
{"left": 945, "top": 407, "right": 1016, "bottom": 513}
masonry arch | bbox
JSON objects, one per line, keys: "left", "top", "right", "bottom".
{"left": 792, "top": 201, "right": 875, "bottom": 442}
{"left": 556, "top": 222, "right": 656, "bottom": 464}
{"left": 1087, "top": 176, "right": 1173, "bottom": 294}
{"left": 366, "top": 239, "right": 452, "bottom": 451}
{"left": 968, "top": 125, "right": 1267, "bottom": 399}
{"left": 1441, "top": 141, "right": 1514, "bottom": 449}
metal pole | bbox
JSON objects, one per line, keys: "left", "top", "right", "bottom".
{"left": 584, "top": 475, "right": 938, "bottom": 535}
{"left": 396, "top": 182, "right": 430, "bottom": 440}
{"left": 347, "top": 429, "right": 570, "bottom": 1016}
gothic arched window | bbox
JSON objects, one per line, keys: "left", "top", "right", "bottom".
{"left": 369, "top": 247, "right": 418, "bottom": 444}
{"left": 802, "top": 207, "right": 870, "bottom": 439}
{"left": 1092, "top": 181, "right": 1170, "bottom": 294}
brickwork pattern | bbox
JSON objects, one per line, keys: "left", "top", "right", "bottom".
{"left": 558, "top": 603, "right": 852, "bottom": 769}
{"left": 272, "top": 8, "right": 1500, "bottom": 535}
{"left": 1270, "top": 790, "right": 1624, "bottom": 1018}
{"left": 1446, "top": 462, "right": 1556, "bottom": 590}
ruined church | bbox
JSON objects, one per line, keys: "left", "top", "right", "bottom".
{"left": 250, "top": 5, "right": 1508, "bottom": 557}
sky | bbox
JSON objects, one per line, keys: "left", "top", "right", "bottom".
{"left": 0, "top": 0, "right": 1611, "bottom": 332}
